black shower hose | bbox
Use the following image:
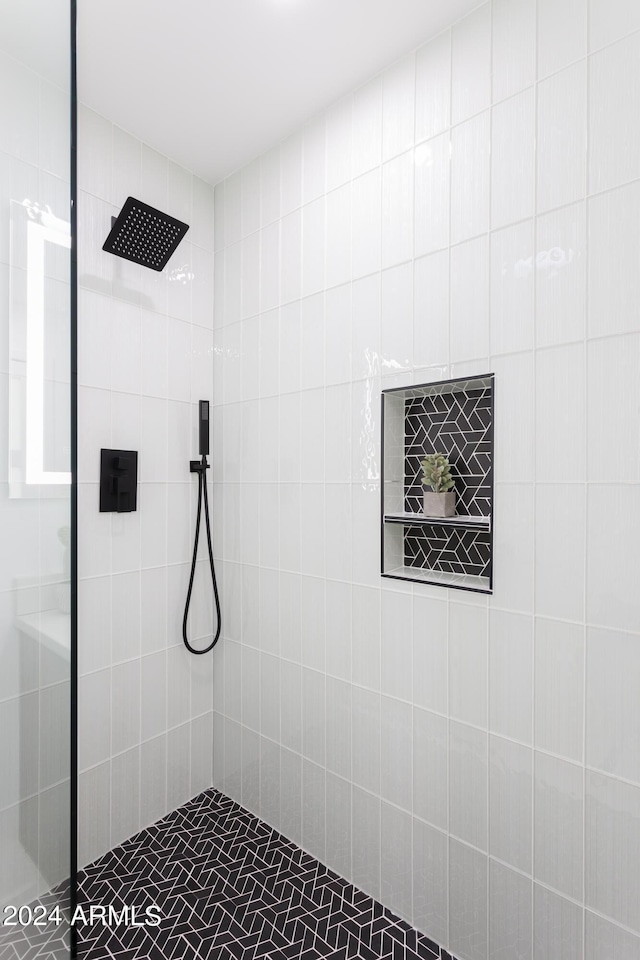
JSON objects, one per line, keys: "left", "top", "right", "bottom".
{"left": 182, "top": 455, "right": 222, "bottom": 655}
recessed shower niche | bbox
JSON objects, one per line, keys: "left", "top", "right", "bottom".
{"left": 381, "top": 374, "right": 495, "bottom": 593}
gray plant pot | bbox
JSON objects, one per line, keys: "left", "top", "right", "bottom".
{"left": 423, "top": 490, "right": 456, "bottom": 518}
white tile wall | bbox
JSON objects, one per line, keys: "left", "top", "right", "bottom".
{"left": 534, "top": 751, "right": 583, "bottom": 900}
{"left": 489, "top": 609, "right": 532, "bottom": 743}
{"left": 413, "top": 819, "right": 448, "bottom": 946}
{"left": 5, "top": 0, "right": 640, "bottom": 946}
{"left": 586, "top": 771, "right": 640, "bottom": 934}
{"left": 490, "top": 220, "right": 535, "bottom": 356}
{"left": 451, "top": 4, "right": 491, "bottom": 124}
{"left": 492, "top": 0, "right": 536, "bottom": 101}
{"left": 449, "top": 838, "right": 488, "bottom": 960}
{"left": 491, "top": 88, "right": 535, "bottom": 229}
{"left": 534, "top": 886, "right": 584, "bottom": 960}
{"left": 205, "top": 0, "right": 640, "bottom": 956}
{"left": 77, "top": 108, "right": 215, "bottom": 867}
{"left": 589, "top": 32, "right": 640, "bottom": 195}
{"left": 538, "top": 0, "right": 587, "bottom": 78}
{"left": 587, "top": 627, "right": 640, "bottom": 784}
{"left": 450, "top": 721, "right": 487, "bottom": 851}
{"left": 451, "top": 110, "right": 490, "bottom": 244}
{"left": 489, "top": 735, "right": 532, "bottom": 873}
{"left": 450, "top": 235, "right": 490, "bottom": 362}
{"left": 588, "top": 182, "right": 640, "bottom": 339}
{"left": 381, "top": 801, "right": 413, "bottom": 920}
{"left": 415, "top": 32, "right": 451, "bottom": 143}
{"left": 415, "top": 133, "right": 450, "bottom": 257}
{"left": 537, "top": 61, "right": 587, "bottom": 214}
{"left": 489, "top": 860, "right": 532, "bottom": 960}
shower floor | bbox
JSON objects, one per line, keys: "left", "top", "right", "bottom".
{"left": 0, "top": 886, "right": 72, "bottom": 959}
{"left": 0, "top": 789, "right": 455, "bottom": 959}
{"left": 77, "top": 788, "right": 449, "bottom": 960}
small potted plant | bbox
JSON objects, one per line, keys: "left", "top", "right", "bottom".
{"left": 421, "top": 453, "right": 456, "bottom": 517}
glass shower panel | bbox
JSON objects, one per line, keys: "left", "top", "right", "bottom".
{"left": 0, "top": 0, "right": 73, "bottom": 953}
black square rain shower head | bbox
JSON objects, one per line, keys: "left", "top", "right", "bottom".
{"left": 103, "top": 196, "right": 189, "bottom": 271}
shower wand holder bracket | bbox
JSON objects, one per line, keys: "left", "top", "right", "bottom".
{"left": 190, "top": 459, "right": 210, "bottom": 474}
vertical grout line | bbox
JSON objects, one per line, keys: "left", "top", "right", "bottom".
{"left": 298, "top": 132, "right": 305, "bottom": 849}
{"left": 411, "top": 51, "right": 417, "bottom": 390}
{"left": 485, "top": 595, "right": 490, "bottom": 960}
{"left": 346, "top": 99, "right": 355, "bottom": 883}
{"left": 164, "top": 158, "right": 171, "bottom": 822}
{"left": 377, "top": 69, "right": 384, "bottom": 908}
{"left": 36, "top": 70, "right": 44, "bottom": 898}
{"left": 275, "top": 157, "right": 284, "bottom": 833}
{"left": 38, "top": 487, "right": 43, "bottom": 892}
{"left": 581, "top": 6, "right": 590, "bottom": 957}
{"left": 188, "top": 186, "right": 195, "bottom": 804}
{"left": 486, "top": 4, "right": 494, "bottom": 957}
{"left": 138, "top": 158, "right": 149, "bottom": 827}
{"left": 216, "top": 184, "right": 224, "bottom": 798}
{"left": 445, "top": 21, "right": 454, "bottom": 955}
{"left": 257, "top": 203, "right": 263, "bottom": 824}
{"left": 444, "top": 586, "right": 451, "bottom": 955}
{"left": 323, "top": 119, "right": 334, "bottom": 868}
{"left": 136, "top": 141, "right": 144, "bottom": 839}
{"left": 275, "top": 167, "right": 284, "bottom": 838}
{"left": 220, "top": 639, "right": 226, "bottom": 797}
{"left": 234, "top": 186, "right": 244, "bottom": 812}
{"left": 70, "top": 0, "right": 79, "bottom": 931}
{"left": 409, "top": 47, "right": 417, "bottom": 930}
{"left": 321, "top": 123, "right": 328, "bottom": 866}
{"left": 107, "top": 243, "right": 116, "bottom": 852}
{"left": 531, "top": 3, "right": 540, "bottom": 956}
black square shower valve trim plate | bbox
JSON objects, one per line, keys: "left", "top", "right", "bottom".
{"left": 99, "top": 449, "right": 138, "bottom": 513}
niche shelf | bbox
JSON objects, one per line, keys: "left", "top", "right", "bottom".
{"left": 381, "top": 374, "right": 495, "bottom": 594}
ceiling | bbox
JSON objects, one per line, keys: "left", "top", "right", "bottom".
{"left": 77, "top": 0, "right": 481, "bottom": 186}
{"left": 0, "top": 0, "right": 69, "bottom": 88}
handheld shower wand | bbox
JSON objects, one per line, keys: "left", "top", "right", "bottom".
{"left": 182, "top": 400, "right": 221, "bottom": 655}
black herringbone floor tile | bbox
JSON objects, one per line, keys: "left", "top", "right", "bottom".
{"left": 1, "top": 789, "right": 456, "bottom": 960}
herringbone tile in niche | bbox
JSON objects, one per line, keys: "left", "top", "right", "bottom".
{"left": 400, "top": 380, "right": 493, "bottom": 581}
{"left": 404, "top": 524, "right": 491, "bottom": 578}
{"left": 404, "top": 386, "right": 493, "bottom": 518}
{"left": 75, "top": 789, "right": 455, "bottom": 960}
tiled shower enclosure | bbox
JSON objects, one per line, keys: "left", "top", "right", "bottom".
{"left": 1, "top": 0, "right": 640, "bottom": 959}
